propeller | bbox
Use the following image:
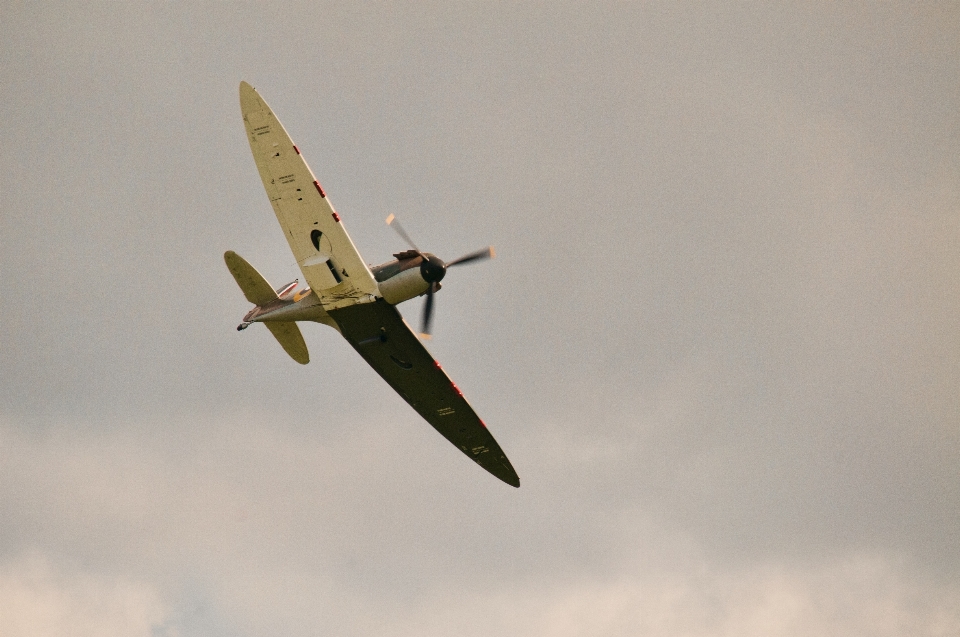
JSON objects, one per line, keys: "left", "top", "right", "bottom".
{"left": 386, "top": 214, "right": 495, "bottom": 338}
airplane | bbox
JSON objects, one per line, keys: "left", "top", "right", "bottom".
{"left": 226, "top": 82, "right": 519, "bottom": 488}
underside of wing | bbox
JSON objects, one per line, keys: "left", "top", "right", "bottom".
{"left": 328, "top": 299, "right": 520, "bottom": 487}
{"left": 239, "top": 82, "right": 380, "bottom": 309}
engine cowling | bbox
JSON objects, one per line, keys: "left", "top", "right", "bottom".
{"left": 378, "top": 263, "right": 431, "bottom": 305}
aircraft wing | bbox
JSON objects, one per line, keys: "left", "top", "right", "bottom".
{"left": 328, "top": 299, "right": 520, "bottom": 487}
{"left": 239, "top": 82, "right": 380, "bottom": 310}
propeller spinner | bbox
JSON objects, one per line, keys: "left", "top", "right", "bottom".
{"left": 385, "top": 214, "right": 495, "bottom": 338}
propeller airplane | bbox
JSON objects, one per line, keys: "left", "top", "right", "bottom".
{"left": 227, "top": 82, "right": 519, "bottom": 487}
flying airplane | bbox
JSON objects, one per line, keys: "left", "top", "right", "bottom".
{"left": 226, "top": 82, "right": 519, "bottom": 488}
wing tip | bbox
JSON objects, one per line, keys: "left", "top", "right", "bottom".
{"left": 492, "top": 462, "right": 520, "bottom": 488}
{"left": 239, "top": 81, "right": 262, "bottom": 113}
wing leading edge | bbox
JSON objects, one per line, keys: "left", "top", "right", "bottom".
{"left": 328, "top": 299, "right": 520, "bottom": 488}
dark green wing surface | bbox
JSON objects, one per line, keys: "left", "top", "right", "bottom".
{"left": 328, "top": 299, "right": 519, "bottom": 487}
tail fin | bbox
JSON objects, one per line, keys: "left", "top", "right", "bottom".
{"left": 225, "top": 250, "right": 310, "bottom": 365}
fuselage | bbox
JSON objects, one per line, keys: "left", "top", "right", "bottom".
{"left": 243, "top": 252, "right": 436, "bottom": 326}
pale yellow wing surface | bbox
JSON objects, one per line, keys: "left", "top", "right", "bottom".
{"left": 239, "top": 82, "right": 379, "bottom": 310}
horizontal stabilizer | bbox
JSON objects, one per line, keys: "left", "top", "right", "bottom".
{"left": 265, "top": 321, "right": 310, "bottom": 364}
{"left": 224, "top": 250, "right": 277, "bottom": 306}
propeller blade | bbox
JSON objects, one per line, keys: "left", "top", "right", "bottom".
{"left": 385, "top": 214, "right": 421, "bottom": 254}
{"left": 420, "top": 286, "right": 436, "bottom": 338}
{"left": 447, "top": 245, "right": 496, "bottom": 267}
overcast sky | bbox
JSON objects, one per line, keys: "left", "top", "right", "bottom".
{"left": 2, "top": 3, "right": 959, "bottom": 636}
